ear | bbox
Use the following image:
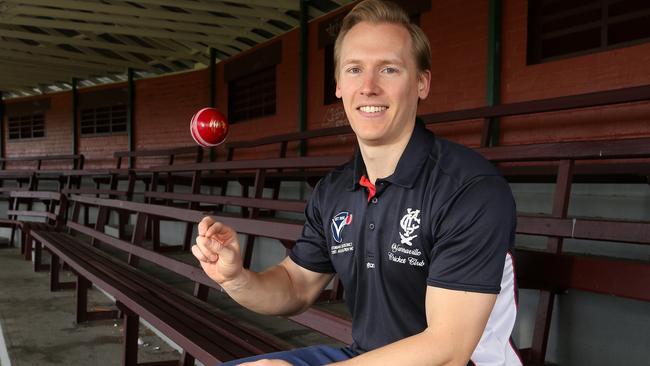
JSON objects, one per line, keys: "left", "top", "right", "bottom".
{"left": 335, "top": 80, "right": 342, "bottom": 99}
{"left": 417, "top": 70, "right": 431, "bottom": 100}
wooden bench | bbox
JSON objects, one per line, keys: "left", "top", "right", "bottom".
{"left": 134, "top": 84, "right": 650, "bottom": 364}
{"left": 0, "top": 153, "right": 85, "bottom": 171}
{"left": 476, "top": 137, "right": 650, "bottom": 365}
{"left": 0, "top": 154, "right": 85, "bottom": 193}
{"left": 100, "top": 146, "right": 204, "bottom": 191}
{"left": 21, "top": 193, "right": 352, "bottom": 365}
{"left": 0, "top": 191, "right": 67, "bottom": 267}
{"left": 137, "top": 156, "right": 348, "bottom": 252}
{"left": 15, "top": 143, "right": 648, "bottom": 365}
{"left": 224, "top": 125, "right": 351, "bottom": 161}
{"left": 153, "top": 137, "right": 650, "bottom": 365}
{"left": 114, "top": 146, "right": 204, "bottom": 169}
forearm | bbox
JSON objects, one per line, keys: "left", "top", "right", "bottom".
{"left": 332, "top": 329, "right": 467, "bottom": 366}
{"left": 333, "top": 288, "right": 495, "bottom": 366}
{"left": 221, "top": 264, "right": 311, "bottom": 316}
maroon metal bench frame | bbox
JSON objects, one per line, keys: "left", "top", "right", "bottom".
{"left": 0, "top": 190, "right": 67, "bottom": 269}
{"left": 25, "top": 194, "right": 297, "bottom": 365}
{"left": 478, "top": 138, "right": 650, "bottom": 365}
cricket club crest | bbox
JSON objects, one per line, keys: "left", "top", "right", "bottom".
{"left": 399, "top": 208, "right": 421, "bottom": 246}
{"left": 331, "top": 211, "right": 353, "bottom": 243}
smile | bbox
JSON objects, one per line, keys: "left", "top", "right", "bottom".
{"left": 358, "top": 105, "right": 388, "bottom": 113}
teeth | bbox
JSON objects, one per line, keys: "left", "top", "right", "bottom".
{"left": 359, "top": 106, "right": 387, "bottom": 113}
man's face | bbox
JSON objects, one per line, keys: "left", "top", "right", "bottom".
{"left": 336, "top": 21, "right": 430, "bottom": 147}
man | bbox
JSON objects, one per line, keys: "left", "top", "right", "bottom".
{"left": 192, "top": 1, "right": 521, "bottom": 365}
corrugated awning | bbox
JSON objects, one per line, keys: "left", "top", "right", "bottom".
{"left": 0, "top": 0, "right": 352, "bottom": 98}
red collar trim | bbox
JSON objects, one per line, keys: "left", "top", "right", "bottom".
{"left": 359, "top": 175, "right": 376, "bottom": 202}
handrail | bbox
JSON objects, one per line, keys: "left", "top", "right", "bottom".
{"left": 225, "top": 84, "right": 650, "bottom": 149}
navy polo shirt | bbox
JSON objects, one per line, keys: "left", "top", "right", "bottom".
{"left": 290, "top": 119, "right": 517, "bottom": 355}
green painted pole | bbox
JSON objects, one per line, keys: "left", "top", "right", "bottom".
{"left": 127, "top": 68, "right": 135, "bottom": 169}
{"left": 209, "top": 48, "right": 217, "bottom": 162}
{"left": 0, "top": 91, "right": 4, "bottom": 159}
{"left": 485, "top": 0, "right": 502, "bottom": 147}
{"left": 72, "top": 78, "right": 79, "bottom": 155}
{"left": 299, "top": 0, "right": 309, "bottom": 156}
{"left": 209, "top": 48, "right": 217, "bottom": 108}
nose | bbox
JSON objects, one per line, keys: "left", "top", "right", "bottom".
{"left": 360, "top": 72, "right": 380, "bottom": 96}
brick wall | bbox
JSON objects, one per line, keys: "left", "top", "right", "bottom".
{"left": 3, "top": 0, "right": 650, "bottom": 161}
{"left": 78, "top": 83, "right": 128, "bottom": 168}
{"left": 4, "top": 92, "right": 73, "bottom": 169}
{"left": 499, "top": 0, "right": 650, "bottom": 145}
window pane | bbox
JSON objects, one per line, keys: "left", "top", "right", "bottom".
{"left": 229, "top": 66, "right": 276, "bottom": 122}
{"left": 528, "top": 0, "right": 650, "bottom": 63}
{"left": 80, "top": 104, "right": 127, "bottom": 136}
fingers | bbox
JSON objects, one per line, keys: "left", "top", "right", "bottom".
{"left": 195, "top": 235, "right": 221, "bottom": 262}
{"left": 196, "top": 218, "right": 240, "bottom": 267}
{"left": 192, "top": 238, "right": 218, "bottom": 263}
{"left": 191, "top": 243, "right": 209, "bottom": 262}
{"left": 205, "top": 234, "right": 238, "bottom": 263}
{"left": 197, "top": 216, "right": 215, "bottom": 236}
{"left": 195, "top": 231, "right": 238, "bottom": 264}
{"left": 203, "top": 220, "right": 233, "bottom": 239}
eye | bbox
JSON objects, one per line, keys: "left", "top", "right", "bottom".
{"left": 381, "top": 66, "right": 399, "bottom": 74}
{"left": 346, "top": 66, "right": 361, "bottom": 74}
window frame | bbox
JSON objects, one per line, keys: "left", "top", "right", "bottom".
{"left": 7, "top": 113, "right": 45, "bottom": 140}
{"left": 227, "top": 66, "right": 277, "bottom": 123}
{"left": 79, "top": 103, "right": 128, "bottom": 136}
{"left": 527, "top": 0, "right": 650, "bottom": 64}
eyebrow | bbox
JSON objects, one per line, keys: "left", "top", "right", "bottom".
{"left": 341, "top": 58, "right": 404, "bottom": 66}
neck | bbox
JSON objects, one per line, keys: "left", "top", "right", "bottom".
{"left": 359, "top": 126, "right": 414, "bottom": 184}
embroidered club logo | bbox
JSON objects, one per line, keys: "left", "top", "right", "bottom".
{"left": 331, "top": 211, "right": 353, "bottom": 243}
{"left": 399, "top": 208, "right": 420, "bottom": 246}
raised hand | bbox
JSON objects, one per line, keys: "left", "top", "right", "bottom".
{"left": 192, "top": 216, "right": 244, "bottom": 285}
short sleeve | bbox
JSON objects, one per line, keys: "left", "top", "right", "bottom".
{"left": 289, "top": 180, "right": 336, "bottom": 273}
{"left": 427, "top": 175, "right": 516, "bottom": 294}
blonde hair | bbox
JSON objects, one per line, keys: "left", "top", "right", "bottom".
{"left": 333, "top": 0, "right": 432, "bottom": 81}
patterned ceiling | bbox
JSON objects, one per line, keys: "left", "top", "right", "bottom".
{"left": 0, "top": 0, "right": 353, "bottom": 98}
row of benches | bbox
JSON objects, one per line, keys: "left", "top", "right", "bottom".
{"left": 2, "top": 84, "right": 650, "bottom": 365}
{"left": 3, "top": 133, "right": 649, "bottom": 364}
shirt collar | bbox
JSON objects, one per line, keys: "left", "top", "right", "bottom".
{"left": 348, "top": 118, "right": 435, "bottom": 191}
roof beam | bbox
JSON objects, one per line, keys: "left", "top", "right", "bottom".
{"left": 0, "top": 88, "right": 41, "bottom": 97}
{"left": 18, "top": 25, "right": 167, "bottom": 73}
{"left": 0, "top": 52, "right": 124, "bottom": 73}
{"left": 0, "top": 28, "right": 188, "bottom": 58}
{"left": 115, "top": 0, "right": 300, "bottom": 27}
{"left": 0, "top": 40, "right": 156, "bottom": 71}
{"left": 73, "top": 31, "right": 178, "bottom": 72}
{"left": 0, "top": 62, "right": 113, "bottom": 85}
{"left": 4, "top": 0, "right": 281, "bottom": 35}
{"left": 0, "top": 16, "right": 250, "bottom": 51}
{"left": 2, "top": 4, "right": 269, "bottom": 43}
{"left": 217, "top": 0, "right": 300, "bottom": 12}
{"left": 0, "top": 79, "right": 36, "bottom": 91}
{"left": 0, "top": 71, "right": 66, "bottom": 87}
{"left": 143, "top": 38, "right": 212, "bottom": 65}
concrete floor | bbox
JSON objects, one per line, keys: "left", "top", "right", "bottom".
{"left": 0, "top": 246, "right": 179, "bottom": 366}
{"left": 0, "top": 240, "right": 348, "bottom": 366}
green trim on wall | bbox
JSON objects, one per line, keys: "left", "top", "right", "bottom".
{"left": 0, "top": 91, "right": 4, "bottom": 159}
{"left": 486, "top": 0, "right": 502, "bottom": 147}
{"left": 72, "top": 78, "right": 79, "bottom": 155}
{"left": 127, "top": 68, "right": 135, "bottom": 169}
{"left": 299, "top": 0, "right": 309, "bottom": 156}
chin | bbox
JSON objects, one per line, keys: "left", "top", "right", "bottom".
{"left": 356, "top": 132, "right": 389, "bottom": 146}
{"left": 352, "top": 128, "right": 383, "bottom": 141}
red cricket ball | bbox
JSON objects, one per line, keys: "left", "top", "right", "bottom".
{"left": 190, "top": 107, "right": 229, "bottom": 147}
